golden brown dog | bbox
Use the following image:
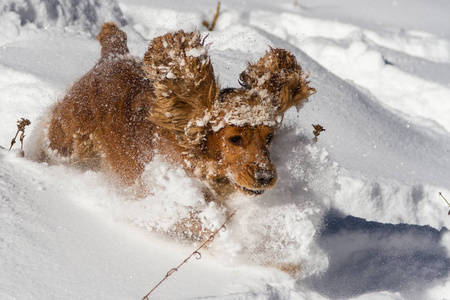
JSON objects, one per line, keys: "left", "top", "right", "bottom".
{"left": 37, "top": 22, "right": 315, "bottom": 204}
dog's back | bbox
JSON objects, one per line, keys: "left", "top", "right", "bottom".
{"left": 42, "top": 23, "right": 155, "bottom": 184}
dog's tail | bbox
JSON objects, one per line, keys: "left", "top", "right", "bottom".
{"left": 96, "top": 22, "right": 129, "bottom": 59}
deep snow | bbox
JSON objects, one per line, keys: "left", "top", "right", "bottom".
{"left": 1, "top": 0, "right": 450, "bottom": 299}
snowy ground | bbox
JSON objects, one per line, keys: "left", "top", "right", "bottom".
{"left": 1, "top": 0, "right": 450, "bottom": 299}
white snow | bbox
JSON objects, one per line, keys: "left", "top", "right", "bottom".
{"left": 1, "top": 0, "right": 450, "bottom": 299}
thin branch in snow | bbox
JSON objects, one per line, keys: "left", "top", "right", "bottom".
{"left": 141, "top": 209, "right": 237, "bottom": 299}
{"left": 8, "top": 118, "right": 31, "bottom": 157}
{"left": 438, "top": 192, "right": 450, "bottom": 215}
{"left": 202, "top": 2, "right": 221, "bottom": 31}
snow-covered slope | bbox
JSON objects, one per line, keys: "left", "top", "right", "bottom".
{"left": 1, "top": 0, "right": 450, "bottom": 299}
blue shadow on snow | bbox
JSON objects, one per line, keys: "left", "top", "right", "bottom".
{"left": 305, "top": 212, "right": 450, "bottom": 299}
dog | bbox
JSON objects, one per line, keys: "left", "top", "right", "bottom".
{"left": 37, "top": 22, "right": 315, "bottom": 206}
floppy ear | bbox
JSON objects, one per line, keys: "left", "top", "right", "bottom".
{"left": 239, "top": 48, "right": 315, "bottom": 114}
{"left": 143, "top": 30, "right": 218, "bottom": 148}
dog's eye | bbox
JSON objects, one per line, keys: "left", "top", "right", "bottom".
{"left": 266, "top": 133, "right": 273, "bottom": 144}
{"left": 228, "top": 135, "right": 243, "bottom": 146}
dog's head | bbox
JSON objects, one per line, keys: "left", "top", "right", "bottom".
{"left": 203, "top": 88, "right": 277, "bottom": 195}
{"left": 143, "top": 31, "right": 315, "bottom": 198}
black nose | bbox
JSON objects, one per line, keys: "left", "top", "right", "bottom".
{"left": 256, "top": 170, "right": 275, "bottom": 186}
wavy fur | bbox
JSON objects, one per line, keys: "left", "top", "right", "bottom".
{"left": 143, "top": 31, "right": 218, "bottom": 150}
{"left": 239, "top": 47, "right": 316, "bottom": 114}
{"left": 39, "top": 22, "right": 315, "bottom": 204}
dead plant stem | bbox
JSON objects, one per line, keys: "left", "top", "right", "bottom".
{"left": 141, "top": 209, "right": 237, "bottom": 299}
{"left": 202, "top": 2, "right": 221, "bottom": 31}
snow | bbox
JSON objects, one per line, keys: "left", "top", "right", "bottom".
{"left": 1, "top": 0, "right": 450, "bottom": 299}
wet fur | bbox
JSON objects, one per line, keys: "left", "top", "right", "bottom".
{"left": 39, "top": 22, "right": 315, "bottom": 203}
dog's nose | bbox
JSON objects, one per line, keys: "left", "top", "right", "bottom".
{"left": 256, "top": 170, "right": 275, "bottom": 186}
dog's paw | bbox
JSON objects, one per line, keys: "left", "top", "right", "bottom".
{"left": 175, "top": 210, "right": 214, "bottom": 242}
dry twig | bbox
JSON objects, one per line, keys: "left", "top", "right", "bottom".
{"left": 312, "top": 124, "right": 325, "bottom": 143}
{"left": 438, "top": 192, "right": 450, "bottom": 215}
{"left": 141, "top": 210, "right": 237, "bottom": 299}
{"left": 9, "top": 118, "right": 31, "bottom": 157}
{"left": 202, "top": 2, "right": 221, "bottom": 31}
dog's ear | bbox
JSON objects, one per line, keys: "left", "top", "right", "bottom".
{"left": 143, "top": 31, "right": 218, "bottom": 148}
{"left": 239, "top": 48, "right": 315, "bottom": 114}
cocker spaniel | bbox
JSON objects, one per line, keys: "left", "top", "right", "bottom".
{"left": 38, "top": 22, "right": 315, "bottom": 205}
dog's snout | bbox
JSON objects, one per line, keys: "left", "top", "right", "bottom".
{"left": 256, "top": 170, "right": 275, "bottom": 186}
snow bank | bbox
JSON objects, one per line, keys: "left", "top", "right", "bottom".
{"left": 245, "top": 3, "right": 450, "bottom": 133}
{"left": 0, "top": 0, "right": 126, "bottom": 45}
{"left": 1, "top": 149, "right": 318, "bottom": 299}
